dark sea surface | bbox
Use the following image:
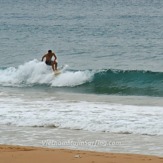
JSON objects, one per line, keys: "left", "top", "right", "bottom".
{"left": 0, "top": 0, "right": 163, "bottom": 156}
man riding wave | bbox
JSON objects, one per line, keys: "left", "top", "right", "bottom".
{"left": 42, "top": 50, "right": 58, "bottom": 71}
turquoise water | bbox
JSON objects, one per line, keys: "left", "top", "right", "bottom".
{"left": 1, "top": 65, "right": 163, "bottom": 96}
{"left": 0, "top": 0, "right": 163, "bottom": 156}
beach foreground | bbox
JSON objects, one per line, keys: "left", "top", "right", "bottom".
{"left": 0, "top": 145, "right": 162, "bottom": 163}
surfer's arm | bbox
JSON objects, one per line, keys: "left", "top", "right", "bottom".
{"left": 42, "top": 54, "right": 46, "bottom": 61}
{"left": 53, "top": 53, "right": 57, "bottom": 61}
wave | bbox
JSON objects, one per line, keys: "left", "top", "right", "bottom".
{"left": 0, "top": 59, "right": 94, "bottom": 87}
{"left": 0, "top": 59, "right": 163, "bottom": 97}
{"left": 1, "top": 98, "right": 162, "bottom": 136}
{"left": 81, "top": 69, "right": 163, "bottom": 97}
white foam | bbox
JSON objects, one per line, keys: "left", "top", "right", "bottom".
{"left": 1, "top": 60, "right": 163, "bottom": 136}
{"left": 0, "top": 59, "right": 94, "bottom": 87}
{"left": 0, "top": 94, "right": 163, "bottom": 136}
{"left": 52, "top": 70, "right": 93, "bottom": 87}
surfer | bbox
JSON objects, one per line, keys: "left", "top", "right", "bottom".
{"left": 42, "top": 50, "right": 58, "bottom": 71}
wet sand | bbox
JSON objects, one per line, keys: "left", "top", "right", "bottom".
{"left": 0, "top": 145, "right": 163, "bottom": 163}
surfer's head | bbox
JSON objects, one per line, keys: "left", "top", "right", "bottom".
{"left": 48, "top": 50, "right": 52, "bottom": 53}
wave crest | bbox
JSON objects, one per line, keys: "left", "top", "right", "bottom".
{"left": 1, "top": 60, "right": 163, "bottom": 97}
{"left": 0, "top": 59, "right": 94, "bottom": 87}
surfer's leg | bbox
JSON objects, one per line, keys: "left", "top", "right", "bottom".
{"left": 52, "top": 61, "right": 57, "bottom": 71}
{"left": 55, "top": 62, "right": 58, "bottom": 70}
{"left": 52, "top": 64, "right": 55, "bottom": 71}
{"left": 53, "top": 61, "right": 57, "bottom": 70}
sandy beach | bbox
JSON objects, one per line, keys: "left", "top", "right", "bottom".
{"left": 0, "top": 145, "right": 162, "bottom": 163}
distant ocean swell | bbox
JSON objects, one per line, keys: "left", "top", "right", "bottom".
{"left": 81, "top": 69, "right": 163, "bottom": 97}
{"left": 0, "top": 60, "right": 163, "bottom": 97}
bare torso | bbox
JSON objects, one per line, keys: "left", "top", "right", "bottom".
{"left": 42, "top": 51, "right": 57, "bottom": 71}
{"left": 45, "top": 53, "right": 54, "bottom": 61}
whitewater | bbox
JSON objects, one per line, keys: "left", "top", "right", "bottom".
{"left": 0, "top": 60, "right": 93, "bottom": 87}
{"left": 1, "top": 59, "right": 163, "bottom": 96}
{"left": 0, "top": 90, "right": 163, "bottom": 136}
{"left": 0, "top": 60, "right": 163, "bottom": 137}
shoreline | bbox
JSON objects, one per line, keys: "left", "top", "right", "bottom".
{"left": 0, "top": 145, "right": 163, "bottom": 163}
{"left": 1, "top": 125, "right": 163, "bottom": 157}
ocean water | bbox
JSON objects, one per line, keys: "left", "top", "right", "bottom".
{"left": 0, "top": 0, "right": 163, "bottom": 156}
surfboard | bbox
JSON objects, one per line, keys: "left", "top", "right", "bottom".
{"left": 54, "top": 65, "right": 68, "bottom": 76}
{"left": 54, "top": 69, "right": 61, "bottom": 75}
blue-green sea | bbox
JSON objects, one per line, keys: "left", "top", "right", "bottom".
{"left": 0, "top": 0, "right": 163, "bottom": 156}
